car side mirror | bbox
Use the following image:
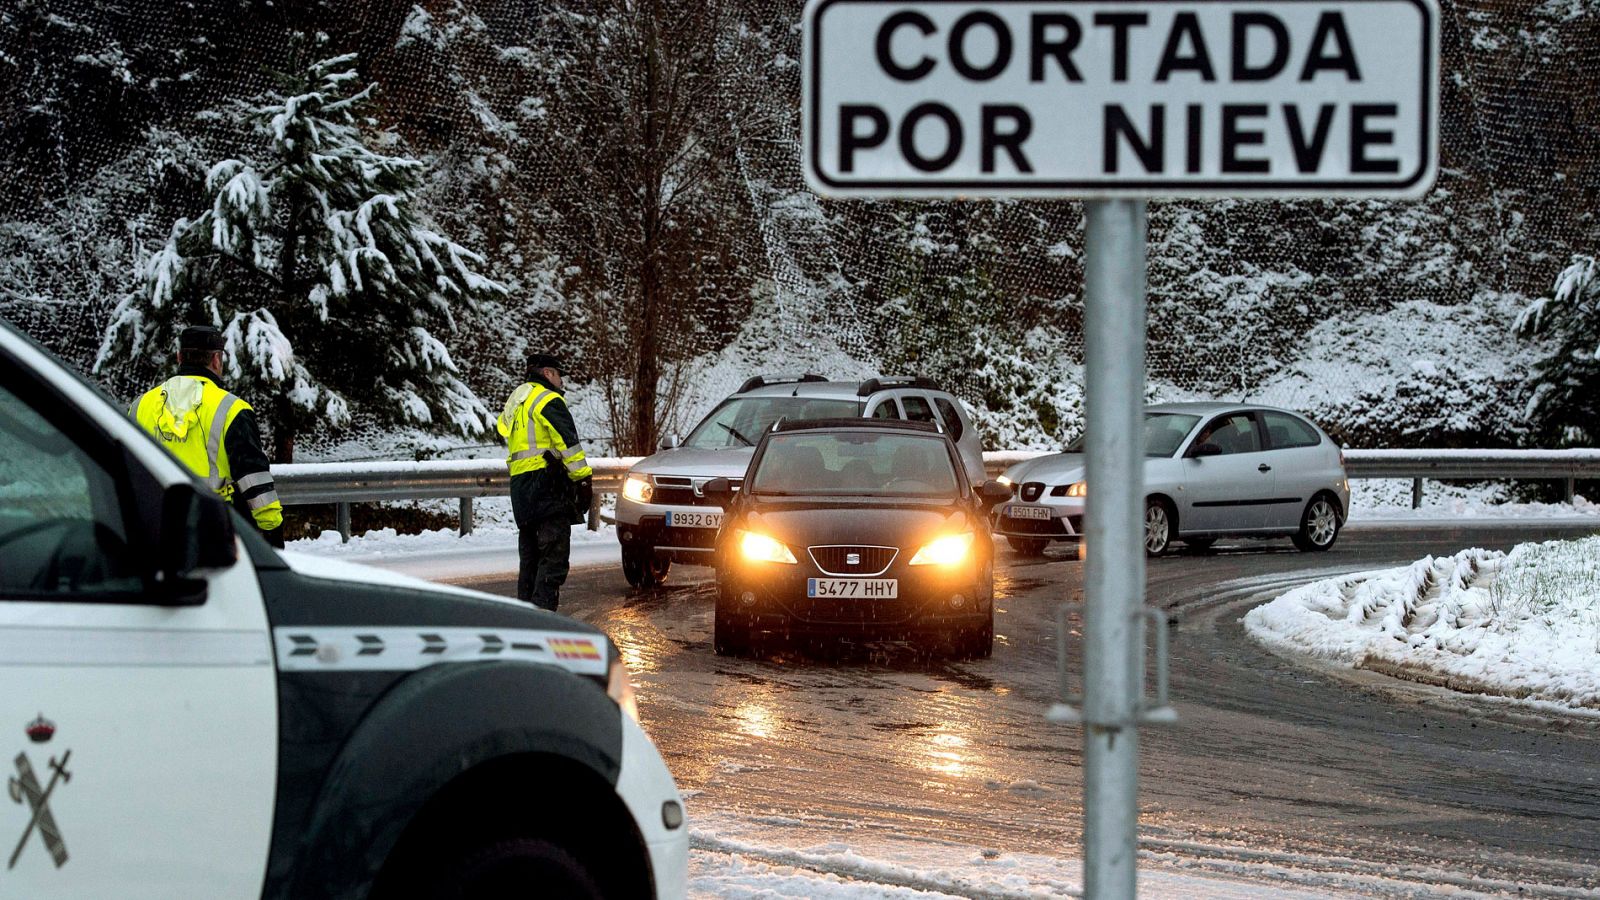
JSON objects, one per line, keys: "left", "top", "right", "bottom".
{"left": 157, "top": 482, "right": 237, "bottom": 605}
{"left": 702, "top": 477, "right": 736, "bottom": 509}
{"left": 659, "top": 433, "right": 681, "bottom": 451}
{"left": 1190, "top": 442, "right": 1222, "bottom": 458}
{"left": 978, "top": 480, "right": 1014, "bottom": 507}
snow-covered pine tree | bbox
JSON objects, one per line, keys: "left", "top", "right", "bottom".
{"left": 95, "top": 43, "right": 505, "bottom": 461}
{"left": 1516, "top": 255, "right": 1600, "bottom": 446}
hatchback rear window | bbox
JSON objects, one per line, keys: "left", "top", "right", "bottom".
{"left": 1263, "top": 412, "right": 1321, "bottom": 449}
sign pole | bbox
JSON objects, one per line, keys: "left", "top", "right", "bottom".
{"left": 1081, "top": 197, "right": 1148, "bottom": 899}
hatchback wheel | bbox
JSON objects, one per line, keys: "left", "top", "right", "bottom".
{"left": 1144, "top": 499, "right": 1174, "bottom": 557}
{"left": 1292, "top": 495, "right": 1341, "bottom": 552}
{"left": 713, "top": 605, "right": 751, "bottom": 656}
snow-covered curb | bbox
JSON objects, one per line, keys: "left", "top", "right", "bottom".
{"left": 1243, "top": 537, "right": 1600, "bottom": 711}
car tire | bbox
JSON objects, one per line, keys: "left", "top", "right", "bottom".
{"left": 622, "top": 546, "right": 670, "bottom": 588}
{"left": 1292, "top": 494, "right": 1341, "bottom": 552}
{"left": 1007, "top": 536, "right": 1048, "bottom": 557}
{"left": 962, "top": 614, "right": 994, "bottom": 660}
{"left": 421, "top": 836, "right": 605, "bottom": 900}
{"left": 1144, "top": 498, "right": 1175, "bottom": 557}
{"left": 713, "top": 605, "right": 750, "bottom": 657}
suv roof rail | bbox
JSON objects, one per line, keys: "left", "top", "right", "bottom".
{"left": 738, "top": 372, "right": 829, "bottom": 394}
{"left": 857, "top": 375, "right": 940, "bottom": 397}
{"left": 773, "top": 417, "right": 942, "bottom": 434}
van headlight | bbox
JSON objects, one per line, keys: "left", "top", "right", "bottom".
{"left": 622, "top": 475, "right": 653, "bottom": 504}
{"left": 607, "top": 657, "right": 639, "bottom": 722}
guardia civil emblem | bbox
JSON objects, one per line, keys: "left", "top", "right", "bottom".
{"left": 9, "top": 715, "right": 69, "bottom": 870}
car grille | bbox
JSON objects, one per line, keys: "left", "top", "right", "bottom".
{"left": 650, "top": 475, "right": 742, "bottom": 507}
{"left": 1019, "top": 482, "right": 1046, "bottom": 502}
{"left": 808, "top": 545, "right": 898, "bottom": 576}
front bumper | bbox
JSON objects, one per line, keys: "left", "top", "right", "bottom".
{"left": 616, "top": 497, "right": 722, "bottom": 562}
{"left": 991, "top": 500, "right": 1085, "bottom": 541}
{"left": 717, "top": 561, "right": 990, "bottom": 636}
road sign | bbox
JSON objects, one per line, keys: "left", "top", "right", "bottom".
{"left": 803, "top": 0, "right": 1439, "bottom": 198}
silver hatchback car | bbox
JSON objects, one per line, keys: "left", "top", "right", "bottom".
{"left": 995, "top": 403, "right": 1350, "bottom": 556}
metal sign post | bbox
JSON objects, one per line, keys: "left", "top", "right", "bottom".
{"left": 1080, "top": 198, "right": 1147, "bottom": 897}
{"left": 801, "top": 2, "right": 1439, "bottom": 896}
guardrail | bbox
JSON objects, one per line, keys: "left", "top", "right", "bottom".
{"left": 275, "top": 448, "right": 1599, "bottom": 542}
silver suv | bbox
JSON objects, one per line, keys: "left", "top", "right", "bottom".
{"left": 616, "top": 374, "right": 985, "bottom": 586}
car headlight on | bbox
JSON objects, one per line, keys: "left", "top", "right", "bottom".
{"left": 910, "top": 531, "right": 975, "bottom": 566}
{"left": 1066, "top": 481, "right": 1087, "bottom": 498}
{"left": 739, "top": 530, "right": 797, "bottom": 565}
{"left": 997, "top": 474, "right": 1014, "bottom": 487}
{"left": 607, "top": 657, "right": 639, "bottom": 722}
{"left": 622, "top": 475, "right": 653, "bottom": 503}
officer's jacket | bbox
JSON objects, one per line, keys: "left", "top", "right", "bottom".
{"left": 497, "top": 375, "right": 592, "bottom": 489}
{"left": 132, "top": 365, "right": 284, "bottom": 535}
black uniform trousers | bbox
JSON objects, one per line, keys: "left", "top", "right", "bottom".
{"left": 510, "top": 468, "right": 574, "bottom": 611}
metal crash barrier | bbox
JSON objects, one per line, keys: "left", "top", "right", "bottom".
{"left": 272, "top": 449, "right": 1600, "bottom": 542}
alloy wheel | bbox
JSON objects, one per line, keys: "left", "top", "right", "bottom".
{"left": 1144, "top": 502, "right": 1170, "bottom": 555}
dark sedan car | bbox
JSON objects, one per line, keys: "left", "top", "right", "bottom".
{"left": 703, "top": 418, "right": 1011, "bottom": 657}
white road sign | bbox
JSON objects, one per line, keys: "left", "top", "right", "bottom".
{"left": 803, "top": 0, "right": 1439, "bottom": 198}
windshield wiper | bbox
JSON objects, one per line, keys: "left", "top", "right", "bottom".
{"left": 717, "top": 422, "right": 754, "bottom": 446}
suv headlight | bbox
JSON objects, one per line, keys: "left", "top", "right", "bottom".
{"left": 909, "top": 532, "right": 974, "bottom": 566}
{"left": 622, "top": 475, "right": 653, "bottom": 503}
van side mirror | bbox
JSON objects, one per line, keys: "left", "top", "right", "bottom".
{"left": 659, "top": 433, "right": 681, "bottom": 451}
{"left": 978, "top": 480, "right": 1014, "bottom": 507}
{"left": 1189, "top": 442, "right": 1222, "bottom": 458}
{"left": 702, "top": 477, "right": 735, "bottom": 509}
{"left": 157, "top": 482, "right": 237, "bottom": 605}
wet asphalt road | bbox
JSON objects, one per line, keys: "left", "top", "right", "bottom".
{"left": 461, "top": 523, "right": 1600, "bottom": 895}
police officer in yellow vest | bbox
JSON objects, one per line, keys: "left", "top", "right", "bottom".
{"left": 498, "top": 352, "right": 594, "bottom": 610}
{"left": 132, "top": 325, "right": 285, "bottom": 548}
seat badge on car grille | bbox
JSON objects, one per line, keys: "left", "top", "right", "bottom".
{"left": 847, "top": 552, "right": 860, "bottom": 566}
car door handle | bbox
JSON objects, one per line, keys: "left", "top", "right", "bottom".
{"left": 1258, "top": 464, "right": 1272, "bottom": 472}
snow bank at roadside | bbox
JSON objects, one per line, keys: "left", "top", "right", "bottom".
{"left": 684, "top": 807, "right": 1509, "bottom": 898}
{"left": 1347, "top": 478, "right": 1599, "bottom": 522}
{"left": 286, "top": 518, "right": 619, "bottom": 580}
{"left": 1244, "top": 537, "right": 1600, "bottom": 711}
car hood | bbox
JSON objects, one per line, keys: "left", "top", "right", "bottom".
{"left": 1003, "top": 452, "right": 1086, "bottom": 486}
{"left": 744, "top": 500, "right": 973, "bottom": 551}
{"left": 629, "top": 446, "right": 755, "bottom": 479}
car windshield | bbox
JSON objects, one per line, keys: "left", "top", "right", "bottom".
{"left": 683, "top": 396, "right": 860, "bottom": 449}
{"left": 751, "top": 432, "right": 959, "bottom": 497}
{"left": 1064, "top": 413, "right": 1202, "bottom": 458}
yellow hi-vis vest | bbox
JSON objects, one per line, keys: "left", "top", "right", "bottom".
{"left": 497, "top": 383, "right": 592, "bottom": 480}
{"left": 132, "top": 375, "right": 283, "bottom": 531}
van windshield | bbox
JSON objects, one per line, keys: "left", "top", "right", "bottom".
{"left": 751, "top": 432, "right": 958, "bottom": 497}
{"left": 683, "top": 397, "right": 859, "bottom": 449}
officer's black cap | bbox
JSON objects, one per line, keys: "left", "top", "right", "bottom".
{"left": 527, "top": 352, "right": 567, "bottom": 376}
{"left": 179, "top": 325, "right": 226, "bottom": 352}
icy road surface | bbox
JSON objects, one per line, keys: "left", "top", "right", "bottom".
{"left": 448, "top": 524, "right": 1600, "bottom": 897}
